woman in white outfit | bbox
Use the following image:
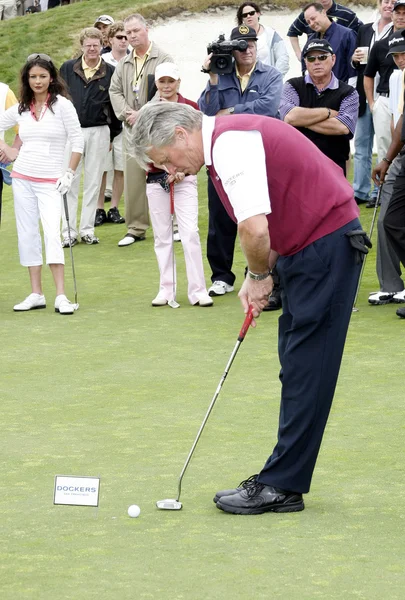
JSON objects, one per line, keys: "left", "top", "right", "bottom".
{"left": 146, "top": 62, "right": 212, "bottom": 308}
{"left": 0, "top": 54, "right": 83, "bottom": 314}
{"left": 236, "top": 2, "right": 289, "bottom": 77}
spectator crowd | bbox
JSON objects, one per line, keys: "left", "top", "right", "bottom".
{"left": 1, "top": 1, "right": 405, "bottom": 320}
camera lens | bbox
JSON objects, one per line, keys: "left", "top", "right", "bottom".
{"left": 216, "top": 57, "right": 228, "bottom": 70}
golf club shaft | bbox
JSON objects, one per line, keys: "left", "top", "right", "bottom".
{"left": 352, "top": 183, "right": 383, "bottom": 310}
{"left": 63, "top": 192, "right": 78, "bottom": 305}
{"left": 170, "top": 183, "right": 176, "bottom": 304}
{"left": 176, "top": 306, "right": 255, "bottom": 502}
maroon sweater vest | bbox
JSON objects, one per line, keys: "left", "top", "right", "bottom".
{"left": 207, "top": 115, "right": 359, "bottom": 256}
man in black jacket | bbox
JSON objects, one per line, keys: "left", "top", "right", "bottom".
{"left": 280, "top": 39, "right": 358, "bottom": 175}
{"left": 352, "top": 0, "right": 394, "bottom": 206}
{"left": 60, "top": 27, "right": 121, "bottom": 246}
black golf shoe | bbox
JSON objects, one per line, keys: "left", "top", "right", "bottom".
{"left": 95, "top": 208, "right": 107, "bottom": 227}
{"left": 107, "top": 207, "right": 125, "bottom": 224}
{"left": 213, "top": 474, "right": 259, "bottom": 504}
{"left": 396, "top": 307, "right": 405, "bottom": 318}
{"left": 216, "top": 480, "right": 304, "bottom": 515}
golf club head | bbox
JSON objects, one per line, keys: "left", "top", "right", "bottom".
{"left": 156, "top": 499, "right": 182, "bottom": 510}
{"left": 352, "top": 307, "right": 359, "bottom": 313}
{"left": 168, "top": 300, "right": 180, "bottom": 309}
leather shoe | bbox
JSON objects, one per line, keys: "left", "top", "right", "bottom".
{"left": 118, "top": 233, "right": 146, "bottom": 247}
{"left": 94, "top": 208, "right": 107, "bottom": 227}
{"left": 214, "top": 474, "right": 259, "bottom": 503}
{"left": 396, "top": 307, "right": 405, "bottom": 318}
{"left": 107, "top": 207, "right": 125, "bottom": 224}
{"left": 216, "top": 480, "right": 304, "bottom": 515}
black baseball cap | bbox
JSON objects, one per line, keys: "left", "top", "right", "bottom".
{"left": 386, "top": 29, "right": 405, "bottom": 55}
{"left": 302, "top": 39, "right": 334, "bottom": 58}
{"left": 230, "top": 25, "right": 258, "bottom": 41}
{"left": 393, "top": 0, "right": 405, "bottom": 10}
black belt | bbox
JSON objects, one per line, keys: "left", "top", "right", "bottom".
{"left": 378, "top": 92, "right": 389, "bottom": 97}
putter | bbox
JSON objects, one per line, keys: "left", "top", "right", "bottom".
{"left": 62, "top": 192, "right": 79, "bottom": 311}
{"left": 156, "top": 305, "right": 255, "bottom": 510}
{"left": 168, "top": 183, "right": 180, "bottom": 309}
{"left": 352, "top": 182, "right": 383, "bottom": 312}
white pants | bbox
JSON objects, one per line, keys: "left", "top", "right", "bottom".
{"left": 61, "top": 125, "right": 110, "bottom": 239}
{"left": 0, "top": 0, "right": 17, "bottom": 20}
{"left": 147, "top": 177, "right": 208, "bottom": 305}
{"left": 12, "top": 177, "right": 65, "bottom": 267}
{"left": 372, "top": 95, "right": 392, "bottom": 163}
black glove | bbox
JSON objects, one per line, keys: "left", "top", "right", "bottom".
{"left": 345, "top": 229, "right": 372, "bottom": 264}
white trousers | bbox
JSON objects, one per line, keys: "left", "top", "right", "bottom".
{"left": 12, "top": 177, "right": 64, "bottom": 267}
{"left": 61, "top": 125, "right": 110, "bottom": 239}
{"left": 0, "top": 0, "right": 17, "bottom": 20}
{"left": 147, "top": 177, "right": 208, "bottom": 305}
{"left": 372, "top": 95, "right": 392, "bottom": 163}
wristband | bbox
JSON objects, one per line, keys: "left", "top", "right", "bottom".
{"left": 201, "top": 67, "right": 210, "bottom": 74}
{"left": 248, "top": 269, "right": 272, "bottom": 281}
{"left": 382, "top": 157, "right": 392, "bottom": 165}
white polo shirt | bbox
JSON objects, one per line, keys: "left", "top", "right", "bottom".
{"left": 202, "top": 115, "right": 271, "bottom": 223}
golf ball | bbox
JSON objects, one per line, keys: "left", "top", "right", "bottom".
{"left": 128, "top": 504, "right": 141, "bottom": 518}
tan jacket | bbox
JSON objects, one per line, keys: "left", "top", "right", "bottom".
{"left": 109, "top": 42, "right": 172, "bottom": 146}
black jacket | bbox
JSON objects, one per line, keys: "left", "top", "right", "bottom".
{"left": 60, "top": 57, "right": 121, "bottom": 141}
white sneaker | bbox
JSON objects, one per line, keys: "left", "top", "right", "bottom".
{"left": 173, "top": 230, "right": 181, "bottom": 243}
{"left": 368, "top": 291, "right": 395, "bottom": 305}
{"left": 152, "top": 293, "right": 168, "bottom": 307}
{"left": 393, "top": 289, "right": 405, "bottom": 303}
{"left": 208, "top": 281, "right": 234, "bottom": 297}
{"left": 195, "top": 293, "right": 213, "bottom": 307}
{"left": 13, "top": 293, "right": 46, "bottom": 312}
{"left": 54, "top": 294, "right": 75, "bottom": 315}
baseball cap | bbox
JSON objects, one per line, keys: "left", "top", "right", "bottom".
{"left": 302, "top": 39, "right": 334, "bottom": 58}
{"left": 230, "top": 25, "right": 258, "bottom": 41}
{"left": 393, "top": 0, "right": 405, "bottom": 10}
{"left": 94, "top": 15, "right": 114, "bottom": 26}
{"left": 155, "top": 62, "right": 181, "bottom": 81}
{"left": 386, "top": 29, "right": 405, "bottom": 55}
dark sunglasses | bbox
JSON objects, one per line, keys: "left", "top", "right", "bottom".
{"left": 305, "top": 54, "right": 329, "bottom": 62}
{"left": 242, "top": 10, "right": 256, "bottom": 17}
{"left": 27, "top": 53, "right": 52, "bottom": 63}
{"left": 115, "top": 35, "right": 127, "bottom": 40}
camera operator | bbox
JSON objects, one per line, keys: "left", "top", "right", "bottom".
{"left": 198, "top": 25, "right": 282, "bottom": 299}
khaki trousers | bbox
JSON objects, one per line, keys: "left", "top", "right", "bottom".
{"left": 123, "top": 133, "right": 149, "bottom": 237}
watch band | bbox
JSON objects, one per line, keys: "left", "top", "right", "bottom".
{"left": 247, "top": 269, "right": 272, "bottom": 281}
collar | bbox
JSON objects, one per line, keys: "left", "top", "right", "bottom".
{"left": 235, "top": 61, "right": 257, "bottom": 80}
{"left": 81, "top": 55, "right": 102, "bottom": 72}
{"left": 202, "top": 115, "right": 216, "bottom": 166}
{"left": 133, "top": 43, "right": 152, "bottom": 60}
{"left": 304, "top": 71, "right": 338, "bottom": 90}
{"left": 326, "top": 0, "right": 337, "bottom": 12}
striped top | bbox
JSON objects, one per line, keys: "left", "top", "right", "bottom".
{"left": 0, "top": 95, "right": 83, "bottom": 179}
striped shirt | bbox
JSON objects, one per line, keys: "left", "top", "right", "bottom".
{"left": 287, "top": 1, "right": 362, "bottom": 37}
{"left": 0, "top": 95, "right": 83, "bottom": 179}
{"left": 279, "top": 73, "right": 358, "bottom": 135}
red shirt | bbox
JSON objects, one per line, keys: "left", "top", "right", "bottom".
{"left": 207, "top": 115, "right": 359, "bottom": 256}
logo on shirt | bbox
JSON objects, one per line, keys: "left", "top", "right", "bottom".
{"left": 224, "top": 171, "right": 244, "bottom": 187}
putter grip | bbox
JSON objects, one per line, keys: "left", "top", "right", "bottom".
{"left": 237, "top": 305, "right": 254, "bottom": 341}
{"left": 170, "top": 182, "right": 174, "bottom": 215}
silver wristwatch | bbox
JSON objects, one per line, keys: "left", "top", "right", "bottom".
{"left": 247, "top": 269, "right": 272, "bottom": 281}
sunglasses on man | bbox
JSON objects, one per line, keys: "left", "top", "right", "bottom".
{"left": 305, "top": 54, "right": 330, "bottom": 63}
{"left": 115, "top": 35, "right": 127, "bottom": 40}
{"left": 242, "top": 10, "right": 256, "bottom": 17}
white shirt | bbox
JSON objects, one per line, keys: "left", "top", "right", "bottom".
{"left": 202, "top": 115, "right": 271, "bottom": 223}
{"left": 389, "top": 69, "right": 403, "bottom": 128}
{"left": 102, "top": 52, "right": 122, "bottom": 67}
{"left": 0, "top": 95, "right": 83, "bottom": 179}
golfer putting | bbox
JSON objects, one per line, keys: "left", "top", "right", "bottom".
{"left": 133, "top": 103, "right": 369, "bottom": 515}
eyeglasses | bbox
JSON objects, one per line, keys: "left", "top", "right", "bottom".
{"left": 27, "top": 53, "right": 52, "bottom": 63}
{"left": 115, "top": 35, "right": 127, "bottom": 40}
{"left": 305, "top": 54, "right": 329, "bottom": 62}
{"left": 242, "top": 10, "right": 256, "bottom": 17}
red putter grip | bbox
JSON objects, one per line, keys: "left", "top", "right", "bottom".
{"left": 237, "top": 305, "right": 254, "bottom": 341}
{"left": 169, "top": 182, "right": 174, "bottom": 215}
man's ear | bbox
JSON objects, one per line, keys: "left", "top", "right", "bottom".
{"left": 175, "top": 126, "right": 188, "bottom": 143}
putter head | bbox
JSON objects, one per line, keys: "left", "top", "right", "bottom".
{"left": 352, "top": 307, "right": 359, "bottom": 313}
{"left": 156, "top": 499, "right": 182, "bottom": 510}
{"left": 168, "top": 300, "right": 180, "bottom": 309}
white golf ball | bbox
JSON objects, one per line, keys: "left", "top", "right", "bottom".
{"left": 128, "top": 504, "right": 141, "bottom": 518}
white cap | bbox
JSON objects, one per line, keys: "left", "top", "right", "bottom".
{"left": 94, "top": 15, "right": 114, "bottom": 26}
{"left": 155, "top": 62, "right": 181, "bottom": 81}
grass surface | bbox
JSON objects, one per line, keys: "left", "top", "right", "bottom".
{"left": 1, "top": 172, "right": 405, "bottom": 599}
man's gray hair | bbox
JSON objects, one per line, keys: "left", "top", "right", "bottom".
{"left": 124, "top": 13, "right": 147, "bottom": 27}
{"left": 132, "top": 103, "right": 203, "bottom": 170}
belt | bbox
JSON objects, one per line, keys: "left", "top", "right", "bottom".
{"left": 379, "top": 92, "right": 389, "bottom": 97}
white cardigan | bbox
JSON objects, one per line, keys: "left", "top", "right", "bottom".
{"left": 0, "top": 94, "right": 83, "bottom": 179}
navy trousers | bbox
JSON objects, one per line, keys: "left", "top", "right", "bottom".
{"left": 383, "top": 154, "right": 405, "bottom": 268}
{"left": 207, "top": 173, "right": 237, "bottom": 286}
{"left": 258, "top": 219, "right": 362, "bottom": 494}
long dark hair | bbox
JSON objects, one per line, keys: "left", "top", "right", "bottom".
{"left": 18, "top": 57, "right": 69, "bottom": 114}
{"left": 236, "top": 2, "right": 261, "bottom": 25}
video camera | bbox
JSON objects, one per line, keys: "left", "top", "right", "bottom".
{"left": 207, "top": 34, "right": 248, "bottom": 75}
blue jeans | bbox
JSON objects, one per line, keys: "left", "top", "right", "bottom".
{"left": 353, "top": 105, "right": 378, "bottom": 201}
